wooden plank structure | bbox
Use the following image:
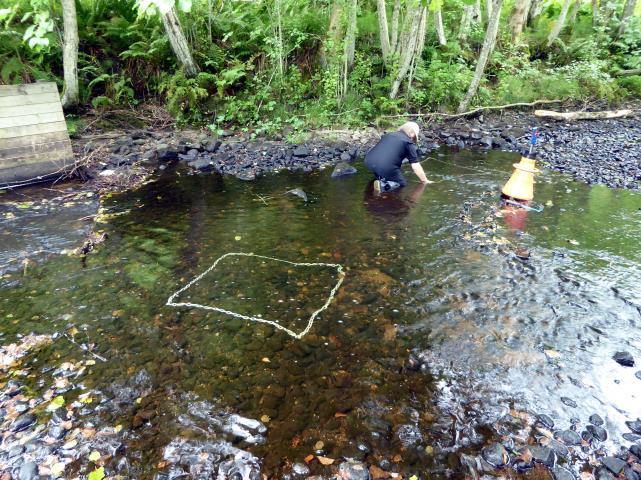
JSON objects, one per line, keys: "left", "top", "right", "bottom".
{"left": 0, "top": 82, "right": 74, "bottom": 188}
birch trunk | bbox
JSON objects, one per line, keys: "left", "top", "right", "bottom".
{"left": 377, "top": 0, "right": 391, "bottom": 62}
{"left": 390, "top": 2, "right": 422, "bottom": 98}
{"left": 617, "top": 0, "right": 637, "bottom": 36}
{"left": 510, "top": 0, "right": 532, "bottom": 40}
{"left": 60, "top": 0, "right": 79, "bottom": 109}
{"left": 435, "top": 9, "right": 447, "bottom": 45}
{"left": 407, "top": 7, "right": 428, "bottom": 94}
{"left": 320, "top": 0, "right": 343, "bottom": 67}
{"left": 592, "top": 0, "right": 598, "bottom": 25}
{"left": 486, "top": 0, "right": 493, "bottom": 22}
{"left": 473, "top": 0, "right": 483, "bottom": 22}
{"left": 547, "top": 0, "right": 572, "bottom": 46}
{"left": 459, "top": 5, "right": 473, "bottom": 40}
{"left": 161, "top": 6, "right": 198, "bottom": 76}
{"left": 344, "top": 0, "right": 358, "bottom": 68}
{"left": 458, "top": 0, "right": 504, "bottom": 113}
{"left": 391, "top": 0, "right": 401, "bottom": 53}
{"left": 527, "top": 0, "right": 543, "bottom": 25}
{"left": 568, "top": 0, "right": 581, "bottom": 24}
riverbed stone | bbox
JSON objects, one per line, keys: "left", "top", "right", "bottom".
{"left": 527, "top": 445, "right": 556, "bottom": 467}
{"left": 587, "top": 425, "right": 608, "bottom": 441}
{"left": 552, "top": 466, "right": 575, "bottom": 480}
{"left": 291, "top": 463, "right": 309, "bottom": 476}
{"left": 595, "top": 468, "right": 616, "bottom": 480}
{"left": 555, "top": 429, "right": 582, "bottom": 446}
{"left": 613, "top": 351, "right": 635, "bottom": 367}
{"left": 635, "top": 371, "right": 641, "bottom": 380}
{"left": 624, "top": 433, "right": 641, "bottom": 442}
{"left": 602, "top": 457, "right": 626, "bottom": 475}
{"left": 338, "top": 461, "right": 370, "bottom": 480}
{"left": 12, "top": 413, "right": 36, "bottom": 432}
{"left": 589, "top": 414, "right": 604, "bottom": 426}
{"left": 536, "top": 414, "right": 555, "bottom": 429}
{"left": 630, "top": 444, "right": 641, "bottom": 458}
{"left": 627, "top": 420, "right": 641, "bottom": 434}
{"left": 561, "top": 397, "right": 578, "bottom": 408}
{"left": 624, "top": 466, "right": 640, "bottom": 480}
{"left": 17, "top": 461, "right": 37, "bottom": 480}
{"left": 481, "top": 443, "right": 509, "bottom": 468}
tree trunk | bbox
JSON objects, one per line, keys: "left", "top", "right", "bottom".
{"left": 458, "top": 0, "right": 503, "bottom": 113}
{"left": 407, "top": 7, "right": 428, "bottom": 95}
{"left": 377, "top": 0, "right": 391, "bottom": 62}
{"left": 161, "top": 6, "right": 198, "bottom": 76}
{"left": 391, "top": 0, "right": 401, "bottom": 53}
{"left": 591, "top": 0, "right": 599, "bottom": 25}
{"left": 390, "top": 2, "right": 422, "bottom": 98}
{"left": 60, "top": 0, "right": 79, "bottom": 110}
{"left": 527, "top": 0, "right": 543, "bottom": 25}
{"left": 320, "top": 0, "right": 343, "bottom": 67}
{"left": 568, "top": 0, "right": 581, "bottom": 24}
{"left": 510, "top": 0, "right": 532, "bottom": 40}
{"left": 473, "top": 0, "right": 483, "bottom": 22}
{"left": 617, "top": 0, "right": 637, "bottom": 36}
{"left": 344, "top": 0, "right": 358, "bottom": 68}
{"left": 435, "top": 8, "right": 447, "bottom": 45}
{"left": 486, "top": 0, "right": 493, "bottom": 22}
{"left": 547, "top": 0, "right": 572, "bottom": 46}
{"left": 459, "top": 5, "right": 473, "bottom": 40}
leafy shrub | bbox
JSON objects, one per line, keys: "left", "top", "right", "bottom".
{"left": 159, "top": 70, "right": 209, "bottom": 125}
{"left": 616, "top": 76, "right": 641, "bottom": 97}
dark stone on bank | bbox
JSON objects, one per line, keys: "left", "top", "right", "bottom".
{"left": 292, "top": 146, "right": 310, "bottom": 157}
{"left": 623, "top": 433, "right": 641, "bottom": 442}
{"left": 12, "top": 413, "right": 36, "bottom": 432}
{"left": 331, "top": 161, "right": 357, "bottom": 178}
{"left": 187, "top": 158, "right": 214, "bottom": 171}
{"left": 630, "top": 444, "right": 641, "bottom": 458}
{"left": 587, "top": 424, "right": 608, "bottom": 442}
{"left": 552, "top": 466, "right": 576, "bottom": 480}
{"left": 613, "top": 351, "right": 635, "bottom": 367}
{"left": 561, "top": 397, "right": 578, "bottom": 408}
{"left": 589, "top": 414, "right": 604, "bottom": 426}
{"left": 636, "top": 371, "right": 641, "bottom": 380}
{"left": 481, "top": 443, "right": 509, "bottom": 468}
{"left": 601, "top": 456, "right": 626, "bottom": 475}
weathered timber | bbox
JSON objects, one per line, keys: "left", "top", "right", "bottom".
{"left": 534, "top": 109, "right": 634, "bottom": 120}
{"left": 0, "top": 82, "right": 73, "bottom": 187}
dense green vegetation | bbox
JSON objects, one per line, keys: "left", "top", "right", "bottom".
{"left": 0, "top": 0, "right": 639, "bottom": 134}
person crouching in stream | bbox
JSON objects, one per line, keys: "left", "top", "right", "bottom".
{"left": 364, "top": 122, "right": 432, "bottom": 193}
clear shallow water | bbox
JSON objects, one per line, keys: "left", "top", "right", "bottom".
{"left": 1, "top": 148, "right": 640, "bottom": 478}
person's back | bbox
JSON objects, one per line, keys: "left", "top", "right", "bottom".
{"left": 364, "top": 122, "right": 430, "bottom": 192}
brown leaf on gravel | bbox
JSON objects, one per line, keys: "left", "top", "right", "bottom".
{"left": 369, "top": 465, "right": 391, "bottom": 479}
{"left": 291, "top": 436, "right": 301, "bottom": 448}
{"left": 304, "top": 454, "right": 314, "bottom": 463}
{"left": 334, "top": 412, "right": 347, "bottom": 418}
{"left": 317, "top": 456, "right": 335, "bottom": 465}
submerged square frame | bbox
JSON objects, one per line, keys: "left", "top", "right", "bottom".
{"left": 166, "top": 252, "right": 345, "bottom": 339}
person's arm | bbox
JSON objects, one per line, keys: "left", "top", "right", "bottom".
{"left": 411, "top": 162, "right": 432, "bottom": 184}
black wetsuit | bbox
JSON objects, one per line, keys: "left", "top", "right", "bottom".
{"left": 364, "top": 131, "right": 418, "bottom": 187}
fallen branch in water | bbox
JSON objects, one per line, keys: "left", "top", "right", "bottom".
{"left": 534, "top": 109, "right": 634, "bottom": 121}
{"left": 380, "top": 99, "right": 565, "bottom": 119}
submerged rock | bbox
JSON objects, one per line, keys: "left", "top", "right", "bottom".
{"left": 481, "top": 443, "right": 509, "bottom": 468}
{"left": 552, "top": 466, "right": 576, "bottom": 480}
{"left": 11, "top": 413, "right": 36, "bottom": 432}
{"left": 331, "top": 161, "right": 357, "bottom": 178}
{"left": 589, "top": 414, "right": 604, "bottom": 426}
{"left": 337, "top": 460, "right": 370, "bottom": 480}
{"left": 601, "top": 456, "right": 626, "bottom": 475}
{"left": 536, "top": 414, "right": 555, "bottom": 429}
{"left": 526, "top": 445, "right": 556, "bottom": 467}
{"left": 613, "top": 351, "right": 635, "bottom": 367}
{"left": 587, "top": 425, "right": 608, "bottom": 442}
{"left": 555, "top": 429, "right": 582, "bottom": 446}
{"left": 627, "top": 420, "right": 641, "bottom": 434}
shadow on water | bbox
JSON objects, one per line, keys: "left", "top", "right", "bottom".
{"left": 1, "top": 148, "right": 641, "bottom": 478}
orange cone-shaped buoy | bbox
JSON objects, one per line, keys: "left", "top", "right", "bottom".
{"left": 502, "top": 128, "right": 540, "bottom": 201}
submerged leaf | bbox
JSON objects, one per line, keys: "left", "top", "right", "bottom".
{"left": 88, "top": 467, "right": 105, "bottom": 480}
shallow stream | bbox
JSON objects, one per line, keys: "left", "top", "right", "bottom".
{"left": 1, "top": 148, "right": 640, "bottom": 479}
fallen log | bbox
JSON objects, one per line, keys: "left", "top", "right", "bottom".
{"left": 534, "top": 109, "right": 634, "bottom": 121}
{"left": 612, "top": 69, "right": 641, "bottom": 77}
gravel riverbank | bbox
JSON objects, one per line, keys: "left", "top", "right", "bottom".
{"left": 73, "top": 105, "right": 641, "bottom": 192}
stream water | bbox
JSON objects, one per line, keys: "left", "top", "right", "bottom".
{"left": 1, "top": 148, "right": 640, "bottom": 479}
